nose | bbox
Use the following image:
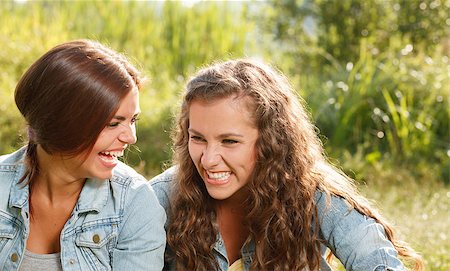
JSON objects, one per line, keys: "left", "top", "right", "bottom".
{"left": 201, "top": 144, "right": 221, "bottom": 169}
{"left": 118, "top": 124, "right": 137, "bottom": 144}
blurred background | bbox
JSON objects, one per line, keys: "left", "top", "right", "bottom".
{"left": 0, "top": 0, "right": 448, "bottom": 269}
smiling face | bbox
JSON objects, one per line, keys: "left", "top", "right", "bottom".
{"left": 60, "top": 88, "right": 141, "bottom": 181}
{"left": 188, "top": 95, "right": 259, "bottom": 202}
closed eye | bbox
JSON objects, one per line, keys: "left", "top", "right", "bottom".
{"left": 222, "top": 139, "right": 238, "bottom": 144}
{"left": 107, "top": 122, "right": 120, "bottom": 128}
{"left": 190, "top": 135, "right": 206, "bottom": 142}
{"left": 107, "top": 114, "right": 140, "bottom": 128}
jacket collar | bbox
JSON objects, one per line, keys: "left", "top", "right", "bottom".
{"left": 75, "top": 178, "right": 109, "bottom": 214}
{"left": 9, "top": 173, "right": 29, "bottom": 209}
{"left": 8, "top": 148, "right": 30, "bottom": 209}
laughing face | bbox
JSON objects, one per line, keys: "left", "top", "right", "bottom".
{"left": 188, "top": 96, "right": 259, "bottom": 202}
{"left": 67, "top": 88, "right": 141, "bottom": 180}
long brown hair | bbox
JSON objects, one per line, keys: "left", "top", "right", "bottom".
{"left": 14, "top": 39, "right": 143, "bottom": 185}
{"left": 168, "top": 59, "right": 423, "bottom": 270}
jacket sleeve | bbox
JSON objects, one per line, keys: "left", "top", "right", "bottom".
{"left": 149, "top": 167, "right": 177, "bottom": 271}
{"left": 112, "top": 180, "right": 167, "bottom": 270}
{"left": 149, "top": 167, "right": 176, "bottom": 214}
{"left": 316, "top": 192, "right": 405, "bottom": 271}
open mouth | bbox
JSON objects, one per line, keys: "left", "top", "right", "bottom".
{"left": 99, "top": 150, "right": 124, "bottom": 163}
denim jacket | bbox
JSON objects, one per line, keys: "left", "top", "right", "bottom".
{"left": 0, "top": 147, "right": 166, "bottom": 271}
{"left": 150, "top": 167, "right": 405, "bottom": 271}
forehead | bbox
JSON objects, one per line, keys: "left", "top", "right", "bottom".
{"left": 188, "top": 97, "right": 258, "bottom": 139}
{"left": 190, "top": 95, "right": 255, "bottom": 117}
{"left": 118, "top": 87, "right": 139, "bottom": 106}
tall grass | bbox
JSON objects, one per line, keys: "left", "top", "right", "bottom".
{"left": 280, "top": 37, "right": 449, "bottom": 183}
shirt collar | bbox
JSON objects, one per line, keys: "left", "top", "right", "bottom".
{"left": 213, "top": 229, "right": 255, "bottom": 259}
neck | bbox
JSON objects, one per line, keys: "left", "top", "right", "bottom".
{"left": 218, "top": 185, "right": 250, "bottom": 209}
{"left": 33, "top": 145, "right": 85, "bottom": 205}
{"left": 214, "top": 188, "right": 249, "bottom": 227}
{"left": 215, "top": 196, "right": 250, "bottom": 265}
{"left": 215, "top": 199, "right": 245, "bottom": 216}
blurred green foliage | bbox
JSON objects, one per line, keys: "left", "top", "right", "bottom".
{"left": 1, "top": 0, "right": 449, "bottom": 270}
{"left": 260, "top": 0, "right": 449, "bottom": 183}
{"left": 264, "top": 0, "right": 448, "bottom": 67}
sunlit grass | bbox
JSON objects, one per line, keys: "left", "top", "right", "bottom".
{"left": 327, "top": 152, "right": 450, "bottom": 271}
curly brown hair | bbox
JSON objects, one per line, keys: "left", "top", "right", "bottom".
{"left": 168, "top": 59, "right": 423, "bottom": 270}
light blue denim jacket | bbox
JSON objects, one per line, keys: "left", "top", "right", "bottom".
{"left": 0, "top": 147, "right": 166, "bottom": 271}
{"left": 150, "top": 167, "right": 405, "bottom": 271}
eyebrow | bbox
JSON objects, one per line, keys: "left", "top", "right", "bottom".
{"left": 188, "top": 128, "right": 244, "bottom": 138}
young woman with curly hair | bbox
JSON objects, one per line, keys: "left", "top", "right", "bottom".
{"left": 151, "top": 59, "right": 423, "bottom": 271}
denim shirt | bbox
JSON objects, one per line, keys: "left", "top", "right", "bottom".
{"left": 150, "top": 167, "right": 405, "bottom": 271}
{"left": 0, "top": 147, "right": 166, "bottom": 271}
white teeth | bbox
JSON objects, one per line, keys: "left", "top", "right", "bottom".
{"left": 99, "top": 155, "right": 114, "bottom": 162}
{"left": 101, "top": 150, "right": 124, "bottom": 157}
{"left": 207, "top": 171, "right": 231, "bottom": 181}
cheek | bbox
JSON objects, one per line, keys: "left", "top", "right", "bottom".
{"left": 95, "top": 130, "right": 117, "bottom": 146}
{"left": 70, "top": 149, "right": 95, "bottom": 169}
{"left": 188, "top": 142, "right": 200, "bottom": 162}
{"left": 244, "top": 145, "right": 257, "bottom": 165}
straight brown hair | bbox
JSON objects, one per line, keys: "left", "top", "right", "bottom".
{"left": 14, "top": 39, "right": 143, "bottom": 184}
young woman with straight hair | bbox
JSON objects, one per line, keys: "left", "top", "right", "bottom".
{"left": 0, "top": 39, "right": 165, "bottom": 271}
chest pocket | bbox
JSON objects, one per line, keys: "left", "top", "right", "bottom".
{"left": 75, "top": 222, "right": 119, "bottom": 271}
{"left": 0, "top": 212, "right": 19, "bottom": 252}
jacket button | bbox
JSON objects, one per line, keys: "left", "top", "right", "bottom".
{"left": 11, "top": 253, "right": 18, "bottom": 262}
{"left": 93, "top": 234, "right": 101, "bottom": 244}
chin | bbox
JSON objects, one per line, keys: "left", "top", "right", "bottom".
{"left": 206, "top": 191, "right": 231, "bottom": 201}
